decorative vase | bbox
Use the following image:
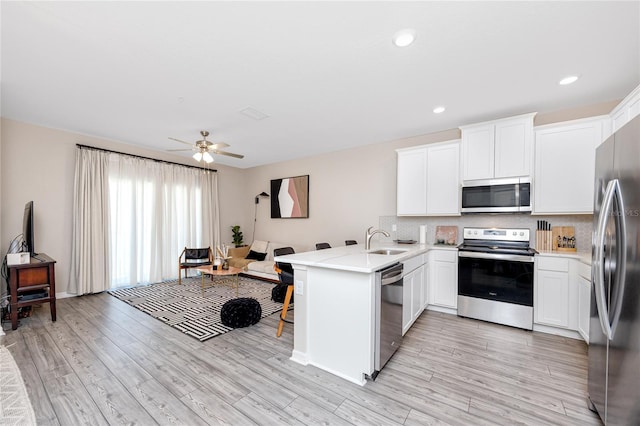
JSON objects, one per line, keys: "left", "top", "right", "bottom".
{"left": 222, "top": 258, "right": 229, "bottom": 270}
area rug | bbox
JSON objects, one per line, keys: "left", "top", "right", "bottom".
{"left": 0, "top": 345, "right": 37, "bottom": 425}
{"left": 109, "top": 276, "right": 290, "bottom": 342}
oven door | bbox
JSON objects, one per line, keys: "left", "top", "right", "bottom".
{"left": 458, "top": 251, "right": 534, "bottom": 306}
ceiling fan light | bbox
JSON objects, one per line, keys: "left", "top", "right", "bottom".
{"left": 202, "top": 152, "right": 214, "bottom": 163}
{"left": 193, "top": 152, "right": 203, "bottom": 162}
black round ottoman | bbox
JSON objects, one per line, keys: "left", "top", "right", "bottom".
{"left": 220, "top": 297, "right": 262, "bottom": 328}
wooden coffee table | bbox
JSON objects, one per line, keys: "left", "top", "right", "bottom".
{"left": 196, "top": 266, "right": 243, "bottom": 296}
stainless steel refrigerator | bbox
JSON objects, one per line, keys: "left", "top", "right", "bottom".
{"left": 588, "top": 115, "right": 640, "bottom": 425}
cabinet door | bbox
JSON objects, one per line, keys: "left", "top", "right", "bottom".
{"left": 578, "top": 275, "right": 591, "bottom": 343}
{"left": 431, "top": 260, "right": 457, "bottom": 308}
{"left": 426, "top": 141, "right": 460, "bottom": 215}
{"left": 462, "top": 124, "right": 494, "bottom": 181}
{"left": 535, "top": 270, "right": 570, "bottom": 327}
{"left": 411, "top": 266, "right": 424, "bottom": 321}
{"left": 397, "top": 148, "right": 427, "bottom": 215}
{"left": 534, "top": 118, "right": 604, "bottom": 214}
{"left": 611, "top": 87, "right": 640, "bottom": 133}
{"left": 494, "top": 118, "right": 532, "bottom": 178}
{"left": 402, "top": 269, "right": 414, "bottom": 334}
{"left": 421, "top": 263, "right": 429, "bottom": 310}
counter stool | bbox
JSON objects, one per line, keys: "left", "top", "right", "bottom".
{"left": 273, "top": 246, "right": 295, "bottom": 337}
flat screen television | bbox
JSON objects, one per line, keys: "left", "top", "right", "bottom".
{"left": 23, "top": 201, "right": 35, "bottom": 256}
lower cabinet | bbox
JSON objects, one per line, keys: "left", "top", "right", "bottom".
{"left": 574, "top": 261, "right": 592, "bottom": 343}
{"left": 402, "top": 255, "right": 426, "bottom": 335}
{"left": 534, "top": 254, "right": 591, "bottom": 342}
{"left": 429, "top": 249, "right": 458, "bottom": 309}
{"left": 535, "top": 255, "right": 570, "bottom": 327}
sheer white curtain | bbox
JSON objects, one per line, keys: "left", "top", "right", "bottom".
{"left": 69, "top": 148, "right": 111, "bottom": 295}
{"left": 69, "top": 146, "right": 220, "bottom": 294}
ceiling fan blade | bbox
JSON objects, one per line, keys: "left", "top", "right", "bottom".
{"left": 210, "top": 142, "right": 230, "bottom": 150}
{"left": 212, "top": 150, "right": 244, "bottom": 159}
{"left": 166, "top": 148, "right": 196, "bottom": 152}
{"left": 168, "top": 137, "right": 194, "bottom": 146}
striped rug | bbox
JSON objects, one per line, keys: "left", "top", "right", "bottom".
{"left": 108, "top": 276, "right": 290, "bottom": 342}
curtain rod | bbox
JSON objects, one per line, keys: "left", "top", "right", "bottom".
{"left": 75, "top": 144, "right": 218, "bottom": 172}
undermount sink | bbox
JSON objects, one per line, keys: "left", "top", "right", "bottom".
{"left": 368, "top": 249, "right": 407, "bottom": 255}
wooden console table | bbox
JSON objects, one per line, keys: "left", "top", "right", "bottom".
{"left": 8, "top": 253, "right": 57, "bottom": 330}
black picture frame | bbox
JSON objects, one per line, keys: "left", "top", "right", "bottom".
{"left": 270, "top": 175, "right": 309, "bottom": 219}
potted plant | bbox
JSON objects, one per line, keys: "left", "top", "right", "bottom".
{"left": 231, "top": 225, "right": 244, "bottom": 247}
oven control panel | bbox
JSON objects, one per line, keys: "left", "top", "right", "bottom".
{"left": 463, "top": 227, "right": 530, "bottom": 242}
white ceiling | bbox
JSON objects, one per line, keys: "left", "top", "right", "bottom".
{"left": 2, "top": 1, "right": 639, "bottom": 168}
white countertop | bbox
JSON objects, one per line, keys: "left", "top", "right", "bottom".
{"left": 275, "top": 243, "right": 457, "bottom": 273}
{"left": 536, "top": 250, "right": 591, "bottom": 265}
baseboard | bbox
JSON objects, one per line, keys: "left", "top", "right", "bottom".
{"left": 55, "top": 292, "right": 77, "bottom": 299}
{"left": 290, "top": 350, "right": 309, "bottom": 366}
{"left": 426, "top": 304, "right": 457, "bottom": 316}
{"left": 533, "top": 323, "right": 584, "bottom": 341}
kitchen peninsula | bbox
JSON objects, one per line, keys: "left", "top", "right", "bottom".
{"left": 275, "top": 242, "right": 456, "bottom": 385}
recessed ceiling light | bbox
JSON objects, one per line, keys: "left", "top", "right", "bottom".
{"left": 392, "top": 29, "right": 416, "bottom": 47}
{"left": 433, "top": 106, "right": 446, "bottom": 114}
{"left": 559, "top": 75, "right": 579, "bottom": 85}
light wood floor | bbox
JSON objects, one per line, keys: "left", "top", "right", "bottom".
{"left": 0, "top": 292, "right": 602, "bottom": 425}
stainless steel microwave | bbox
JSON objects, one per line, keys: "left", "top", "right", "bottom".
{"left": 461, "top": 178, "right": 531, "bottom": 213}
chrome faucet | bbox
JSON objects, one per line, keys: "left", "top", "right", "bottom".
{"left": 365, "top": 226, "right": 390, "bottom": 250}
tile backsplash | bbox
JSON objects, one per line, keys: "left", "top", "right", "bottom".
{"left": 379, "top": 214, "right": 593, "bottom": 254}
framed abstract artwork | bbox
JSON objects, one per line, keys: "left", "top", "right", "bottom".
{"left": 270, "top": 175, "right": 309, "bottom": 218}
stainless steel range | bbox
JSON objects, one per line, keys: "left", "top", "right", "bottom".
{"left": 457, "top": 227, "right": 536, "bottom": 330}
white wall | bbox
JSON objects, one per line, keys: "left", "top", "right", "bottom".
{"left": 242, "top": 129, "right": 460, "bottom": 249}
{"left": 0, "top": 119, "right": 246, "bottom": 294}
{"left": 0, "top": 99, "right": 616, "bottom": 294}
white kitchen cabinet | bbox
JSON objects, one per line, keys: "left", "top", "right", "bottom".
{"left": 420, "top": 262, "right": 429, "bottom": 310}
{"left": 577, "top": 274, "right": 591, "bottom": 343}
{"left": 396, "top": 140, "right": 460, "bottom": 216}
{"left": 460, "top": 113, "right": 535, "bottom": 181}
{"left": 397, "top": 148, "right": 427, "bottom": 215}
{"left": 533, "top": 116, "right": 608, "bottom": 214}
{"left": 572, "top": 260, "right": 592, "bottom": 343}
{"left": 610, "top": 84, "right": 640, "bottom": 134}
{"left": 535, "top": 256, "right": 570, "bottom": 328}
{"left": 403, "top": 255, "right": 426, "bottom": 334}
{"left": 426, "top": 141, "right": 460, "bottom": 215}
{"left": 429, "top": 249, "right": 458, "bottom": 309}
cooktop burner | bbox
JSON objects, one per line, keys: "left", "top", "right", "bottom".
{"left": 458, "top": 227, "right": 537, "bottom": 256}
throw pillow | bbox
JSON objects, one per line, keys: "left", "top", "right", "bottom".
{"left": 250, "top": 240, "right": 269, "bottom": 254}
{"left": 246, "top": 250, "right": 267, "bottom": 261}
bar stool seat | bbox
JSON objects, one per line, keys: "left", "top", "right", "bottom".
{"left": 273, "top": 246, "right": 295, "bottom": 337}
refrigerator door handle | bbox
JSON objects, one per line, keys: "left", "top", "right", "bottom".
{"left": 593, "top": 179, "right": 618, "bottom": 339}
{"left": 610, "top": 179, "right": 627, "bottom": 338}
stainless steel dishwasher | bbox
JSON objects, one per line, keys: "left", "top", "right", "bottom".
{"left": 373, "top": 262, "right": 404, "bottom": 379}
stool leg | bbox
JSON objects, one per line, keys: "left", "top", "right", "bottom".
{"left": 277, "top": 284, "right": 294, "bottom": 337}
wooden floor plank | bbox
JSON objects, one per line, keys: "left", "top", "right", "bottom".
{"left": 2, "top": 295, "right": 600, "bottom": 426}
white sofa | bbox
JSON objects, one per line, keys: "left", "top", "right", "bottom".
{"left": 227, "top": 241, "right": 308, "bottom": 282}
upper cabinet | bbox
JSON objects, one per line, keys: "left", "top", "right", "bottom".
{"left": 396, "top": 140, "right": 460, "bottom": 216}
{"left": 610, "top": 84, "right": 640, "bottom": 134}
{"left": 397, "top": 148, "right": 427, "bottom": 215}
{"left": 533, "top": 116, "right": 609, "bottom": 214}
{"left": 425, "top": 142, "right": 460, "bottom": 216}
{"left": 460, "top": 113, "right": 536, "bottom": 181}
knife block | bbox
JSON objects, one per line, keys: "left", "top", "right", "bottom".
{"left": 536, "top": 230, "right": 553, "bottom": 252}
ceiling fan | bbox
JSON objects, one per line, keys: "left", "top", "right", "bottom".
{"left": 168, "top": 130, "right": 244, "bottom": 163}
